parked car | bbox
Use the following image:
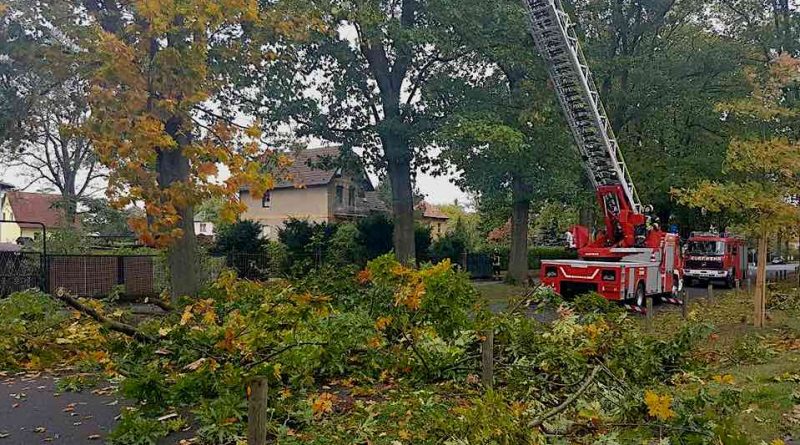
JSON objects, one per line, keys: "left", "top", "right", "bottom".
{"left": 771, "top": 256, "right": 786, "bottom": 265}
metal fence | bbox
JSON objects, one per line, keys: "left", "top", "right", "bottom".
{"left": 0, "top": 251, "right": 44, "bottom": 297}
{"left": 46, "top": 255, "right": 165, "bottom": 298}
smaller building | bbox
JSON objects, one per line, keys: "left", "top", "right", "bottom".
{"left": 0, "top": 191, "right": 75, "bottom": 244}
{"left": 194, "top": 220, "right": 215, "bottom": 237}
{"left": 416, "top": 201, "right": 450, "bottom": 239}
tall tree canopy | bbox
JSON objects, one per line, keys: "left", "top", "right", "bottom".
{"left": 434, "top": 0, "right": 582, "bottom": 283}
{"left": 566, "top": 0, "right": 748, "bottom": 226}
{"left": 677, "top": 55, "right": 800, "bottom": 327}
{"left": 0, "top": 2, "right": 100, "bottom": 220}
{"left": 5, "top": 0, "right": 319, "bottom": 298}
{"left": 235, "top": 0, "right": 475, "bottom": 264}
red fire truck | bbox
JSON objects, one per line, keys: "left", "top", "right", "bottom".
{"left": 683, "top": 232, "right": 746, "bottom": 288}
{"left": 524, "top": 0, "right": 683, "bottom": 307}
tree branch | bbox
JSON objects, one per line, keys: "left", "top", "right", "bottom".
{"left": 530, "top": 366, "right": 601, "bottom": 428}
{"left": 53, "top": 290, "right": 157, "bottom": 343}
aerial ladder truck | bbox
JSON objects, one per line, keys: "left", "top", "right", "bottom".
{"left": 524, "top": 0, "right": 683, "bottom": 307}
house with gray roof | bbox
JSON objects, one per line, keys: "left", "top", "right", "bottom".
{"left": 239, "top": 146, "right": 388, "bottom": 239}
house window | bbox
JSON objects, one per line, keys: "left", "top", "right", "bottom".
{"left": 199, "top": 223, "right": 208, "bottom": 233}
{"left": 348, "top": 187, "right": 355, "bottom": 206}
{"left": 261, "top": 192, "right": 271, "bottom": 208}
{"left": 358, "top": 188, "right": 365, "bottom": 199}
{"left": 336, "top": 185, "right": 344, "bottom": 204}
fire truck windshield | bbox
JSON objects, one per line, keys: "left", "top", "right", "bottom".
{"left": 687, "top": 241, "right": 725, "bottom": 255}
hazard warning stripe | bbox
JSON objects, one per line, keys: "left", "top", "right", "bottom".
{"left": 624, "top": 304, "right": 647, "bottom": 315}
{"left": 660, "top": 296, "right": 684, "bottom": 305}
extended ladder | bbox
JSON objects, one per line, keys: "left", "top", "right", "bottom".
{"left": 522, "top": 0, "right": 642, "bottom": 212}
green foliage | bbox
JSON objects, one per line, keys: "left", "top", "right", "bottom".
{"left": 327, "top": 223, "right": 366, "bottom": 266}
{"left": 278, "top": 218, "right": 337, "bottom": 275}
{"left": 356, "top": 214, "right": 394, "bottom": 260}
{"left": 81, "top": 198, "right": 137, "bottom": 237}
{"left": 430, "top": 229, "right": 468, "bottom": 263}
{"left": 0, "top": 290, "right": 105, "bottom": 370}
{"left": 107, "top": 409, "right": 177, "bottom": 445}
{"left": 194, "top": 392, "right": 247, "bottom": 445}
{"left": 212, "top": 220, "right": 266, "bottom": 255}
{"left": 414, "top": 224, "right": 433, "bottom": 263}
{"left": 29, "top": 227, "right": 88, "bottom": 254}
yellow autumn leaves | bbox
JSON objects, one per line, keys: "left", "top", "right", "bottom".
{"left": 644, "top": 390, "right": 676, "bottom": 421}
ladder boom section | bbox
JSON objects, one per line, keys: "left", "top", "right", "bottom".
{"left": 522, "top": 0, "right": 642, "bottom": 213}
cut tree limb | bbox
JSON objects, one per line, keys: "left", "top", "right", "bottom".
{"left": 531, "top": 366, "right": 601, "bottom": 428}
{"left": 54, "top": 290, "right": 156, "bottom": 343}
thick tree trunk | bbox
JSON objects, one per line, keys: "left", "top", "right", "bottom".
{"left": 160, "top": 118, "right": 199, "bottom": 300}
{"left": 754, "top": 234, "right": 768, "bottom": 328}
{"left": 385, "top": 141, "right": 416, "bottom": 265}
{"left": 508, "top": 176, "right": 531, "bottom": 284}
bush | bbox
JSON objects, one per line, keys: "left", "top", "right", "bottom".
{"left": 430, "top": 231, "right": 467, "bottom": 263}
{"left": 278, "top": 218, "right": 337, "bottom": 275}
{"left": 356, "top": 214, "right": 394, "bottom": 259}
{"left": 327, "top": 223, "right": 367, "bottom": 266}
{"left": 212, "top": 220, "right": 265, "bottom": 255}
{"left": 414, "top": 224, "right": 432, "bottom": 263}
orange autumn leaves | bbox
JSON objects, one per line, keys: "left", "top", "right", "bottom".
{"left": 83, "top": 0, "right": 318, "bottom": 248}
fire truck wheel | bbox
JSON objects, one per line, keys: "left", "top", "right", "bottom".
{"left": 635, "top": 283, "right": 646, "bottom": 307}
{"left": 725, "top": 271, "right": 735, "bottom": 289}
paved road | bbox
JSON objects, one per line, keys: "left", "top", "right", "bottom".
{"left": 0, "top": 373, "right": 121, "bottom": 444}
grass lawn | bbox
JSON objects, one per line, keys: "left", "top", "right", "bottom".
{"left": 473, "top": 281, "right": 528, "bottom": 312}
{"left": 652, "top": 288, "right": 800, "bottom": 442}
{"left": 475, "top": 279, "right": 800, "bottom": 442}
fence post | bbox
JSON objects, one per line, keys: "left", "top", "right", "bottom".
{"left": 681, "top": 290, "right": 688, "bottom": 319}
{"left": 645, "top": 297, "right": 653, "bottom": 330}
{"left": 116, "top": 256, "right": 126, "bottom": 288}
{"left": 247, "top": 377, "right": 268, "bottom": 445}
{"left": 481, "top": 329, "right": 494, "bottom": 389}
{"left": 707, "top": 283, "right": 713, "bottom": 299}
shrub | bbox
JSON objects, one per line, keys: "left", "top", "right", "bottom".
{"left": 430, "top": 230, "right": 468, "bottom": 263}
{"left": 414, "top": 224, "right": 433, "bottom": 263}
{"left": 279, "top": 218, "right": 337, "bottom": 275}
{"left": 212, "top": 219, "right": 265, "bottom": 255}
{"left": 327, "top": 223, "right": 366, "bottom": 266}
{"left": 356, "top": 214, "right": 394, "bottom": 259}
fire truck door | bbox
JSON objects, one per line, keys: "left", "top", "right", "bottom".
{"left": 664, "top": 242, "right": 675, "bottom": 289}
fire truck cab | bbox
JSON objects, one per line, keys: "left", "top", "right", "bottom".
{"left": 683, "top": 232, "right": 746, "bottom": 288}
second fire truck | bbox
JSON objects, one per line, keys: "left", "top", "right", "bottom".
{"left": 683, "top": 232, "right": 746, "bottom": 288}
{"left": 524, "top": 0, "right": 683, "bottom": 306}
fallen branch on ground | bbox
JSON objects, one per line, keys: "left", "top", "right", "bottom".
{"left": 54, "top": 289, "right": 157, "bottom": 343}
{"left": 530, "top": 366, "right": 601, "bottom": 428}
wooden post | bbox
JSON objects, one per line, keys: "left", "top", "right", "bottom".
{"left": 481, "top": 329, "right": 494, "bottom": 389}
{"left": 645, "top": 297, "right": 653, "bottom": 330}
{"left": 755, "top": 235, "right": 768, "bottom": 328}
{"left": 681, "top": 290, "right": 688, "bottom": 319}
{"left": 247, "top": 377, "right": 268, "bottom": 445}
{"left": 735, "top": 279, "right": 740, "bottom": 290}
{"left": 707, "top": 283, "right": 713, "bottom": 299}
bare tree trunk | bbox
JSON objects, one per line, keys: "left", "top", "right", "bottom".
{"left": 160, "top": 118, "right": 199, "bottom": 300}
{"left": 755, "top": 234, "right": 768, "bottom": 328}
{"left": 508, "top": 176, "right": 531, "bottom": 284}
{"left": 385, "top": 137, "right": 415, "bottom": 265}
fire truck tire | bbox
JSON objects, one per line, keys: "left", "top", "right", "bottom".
{"left": 635, "top": 283, "right": 646, "bottom": 307}
{"left": 725, "top": 271, "right": 735, "bottom": 289}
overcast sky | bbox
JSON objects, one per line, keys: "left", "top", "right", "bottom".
{"left": 0, "top": 156, "right": 469, "bottom": 205}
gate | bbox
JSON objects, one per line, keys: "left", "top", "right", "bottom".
{"left": 0, "top": 251, "right": 44, "bottom": 297}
